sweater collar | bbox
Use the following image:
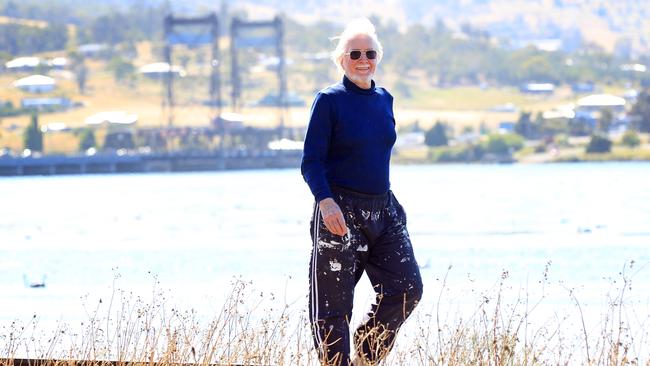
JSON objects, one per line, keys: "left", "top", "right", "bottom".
{"left": 343, "top": 75, "right": 376, "bottom": 95}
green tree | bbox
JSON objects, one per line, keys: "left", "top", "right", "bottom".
{"left": 75, "top": 62, "right": 89, "bottom": 94}
{"left": 108, "top": 56, "right": 135, "bottom": 83}
{"left": 515, "top": 111, "right": 533, "bottom": 138}
{"left": 631, "top": 89, "right": 650, "bottom": 132}
{"left": 620, "top": 130, "right": 641, "bottom": 148}
{"left": 78, "top": 128, "right": 97, "bottom": 151}
{"left": 483, "top": 133, "right": 525, "bottom": 154}
{"left": 425, "top": 121, "right": 448, "bottom": 147}
{"left": 585, "top": 135, "right": 612, "bottom": 153}
{"left": 23, "top": 113, "right": 43, "bottom": 152}
{"left": 598, "top": 108, "right": 613, "bottom": 133}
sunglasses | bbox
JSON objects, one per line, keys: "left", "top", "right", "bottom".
{"left": 346, "top": 50, "right": 377, "bottom": 60}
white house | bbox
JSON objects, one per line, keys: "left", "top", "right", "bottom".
{"left": 138, "top": 62, "right": 186, "bottom": 79}
{"left": 575, "top": 94, "right": 627, "bottom": 128}
{"left": 48, "top": 57, "right": 68, "bottom": 70}
{"left": 13, "top": 75, "right": 56, "bottom": 93}
{"left": 85, "top": 111, "right": 138, "bottom": 127}
{"left": 5, "top": 57, "right": 41, "bottom": 71}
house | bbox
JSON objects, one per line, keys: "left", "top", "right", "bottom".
{"left": 13, "top": 75, "right": 56, "bottom": 93}
{"left": 520, "top": 83, "right": 555, "bottom": 95}
{"left": 5, "top": 57, "right": 41, "bottom": 72}
{"left": 574, "top": 94, "right": 627, "bottom": 128}
{"left": 21, "top": 97, "right": 72, "bottom": 110}
{"left": 571, "top": 82, "right": 596, "bottom": 94}
{"left": 48, "top": 57, "right": 68, "bottom": 70}
{"left": 498, "top": 122, "right": 516, "bottom": 133}
{"left": 78, "top": 43, "right": 109, "bottom": 58}
{"left": 41, "top": 122, "right": 70, "bottom": 133}
{"left": 138, "top": 62, "right": 186, "bottom": 79}
{"left": 212, "top": 112, "right": 245, "bottom": 131}
{"left": 85, "top": 111, "right": 138, "bottom": 131}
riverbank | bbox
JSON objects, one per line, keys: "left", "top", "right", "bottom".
{"left": 2, "top": 266, "right": 648, "bottom": 365}
{"left": 394, "top": 138, "right": 650, "bottom": 164}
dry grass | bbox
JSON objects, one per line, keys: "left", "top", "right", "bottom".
{"left": 2, "top": 261, "right": 649, "bottom": 365}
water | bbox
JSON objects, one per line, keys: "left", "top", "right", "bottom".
{"left": 1, "top": 163, "right": 650, "bottom": 355}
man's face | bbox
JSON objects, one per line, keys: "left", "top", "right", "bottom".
{"left": 341, "top": 34, "right": 377, "bottom": 87}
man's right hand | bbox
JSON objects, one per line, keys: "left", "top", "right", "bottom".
{"left": 318, "top": 198, "right": 349, "bottom": 236}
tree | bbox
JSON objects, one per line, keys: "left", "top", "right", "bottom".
{"left": 425, "top": 121, "right": 448, "bottom": 147}
{"left": 108, "top": 56, "right": 135, "bottom": 82}
{"left": 74, "top": 60, "right": 89, "bottom": 94}
{"left": 598, "top": 108, "right": 613, "bottom": 133}
{"left": 78, "top": 128, "right": 97, "bottom": 151}
{"left": 515, "top": 111, "right": 533, "bottom": 138}
{"left": 631, "top": 89, "right": 650, "bottom": 132}
{"left": 585, "top": 135, "right": 612, "bottom": 153}
{"left": 103, "top": 131, "right": 135, "bottom": 151}
{"left": 620, "top": 130, "right": 640, "bottom": 148}
{"left": 483, "top": 133, "right": 524, "bottom": 154}
{"left": 24, "top": 113, "right": 43, "bottom": 152}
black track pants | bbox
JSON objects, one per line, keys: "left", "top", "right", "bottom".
{"left": 309, "top": 187, "right": 423, "bottom": 365}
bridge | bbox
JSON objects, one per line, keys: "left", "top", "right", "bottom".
{"left": 0, "top": 149, "right": 301, "bottom": 176}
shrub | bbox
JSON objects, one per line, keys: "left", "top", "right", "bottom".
{"left": 620, "top": 130, "right": 641, "bottom": 148}
{"left": 482, "top": 133, "right": 524, "bottom": 154}
{"left": 429, "top": 144, "right": 484, "bottom": 162}
{"left": 585, "top": 134, "right": 612, "bottom": 153}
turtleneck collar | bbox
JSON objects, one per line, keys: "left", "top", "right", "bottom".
{"left": 342, "top": 75, "right": 376, "bottom": 95}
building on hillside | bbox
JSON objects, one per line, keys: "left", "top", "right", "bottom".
{"left": 85, "top": 111, "right": 138, "bottom": 151}
{"left": 138, "top": 62, "right": 186, "bottom": 79}
{"left": 48, "top": 57, "right": 68, "bottom": 70}
{"left": 85, "top": 111, "right": 138, "bottom": 128}
{"left": 520, "top": 83, "right": 555, "bottom": 95}
{"left": 574, "top": 93, "right": 627, "bottom": 129}
{"left": 571, "top": 81, "right": 596, "bottom": 94}
{"left": 78, "top": 43, "right": 110, "bottom": 58}
{"left": 498, "top": 122, "right": 516, "bottom": 133}
{"left": 5, "top": 57, "right": 41, "bottom": 72}
{"left": 212, "top": 112, "right": 245, "bottom": 131}
{"left": 40, "top": 122, "right": 71, "bottom": 133}
{"left": 13, "top": 75, "right": 56, "bottom": 93}
{"left": 21, "top": 97, "right": 73, "bottom": 111}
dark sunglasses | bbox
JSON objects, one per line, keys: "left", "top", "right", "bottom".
{"left": 346, "top": 50, "right": 377, "bottom": 60}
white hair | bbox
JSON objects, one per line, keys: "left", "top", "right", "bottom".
{"left": 331, "top": 18, "right": 383, "bottom": 73}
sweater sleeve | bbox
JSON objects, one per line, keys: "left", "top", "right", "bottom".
{"left": 301, "top": 92, "right": 334, "bottom": 202}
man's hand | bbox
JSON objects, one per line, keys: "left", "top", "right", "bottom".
{"left": 318, "top": 197, "right": 348, "bottom": 236}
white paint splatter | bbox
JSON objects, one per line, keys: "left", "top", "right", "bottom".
{"left": 318, "top": 239, "right": 343, "bottom": 249}
{"left": 357, "top": 244, "right": 368, "bottom": 252}
{"left": 329, "top": 260, "right": 342, "bottom": 271}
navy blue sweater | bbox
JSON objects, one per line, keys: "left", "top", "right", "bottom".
{"left": 301, "top": 76, "right": 397, "bottom": 202}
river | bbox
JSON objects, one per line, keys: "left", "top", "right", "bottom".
{"left": 1, "top": 162, "right": 649, "bottom": 360}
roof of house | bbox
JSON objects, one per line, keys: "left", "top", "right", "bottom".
{"left": 6, "top": 57, "right": 41, "bottom": 69}
{"left": 13, "top": 74, "right": 56, "bottom": 87}
{"left": 138, "top": 62, "right": 186, "bottom": 76}
{"left": 85, "top": 111, "right": 137, "bottom": 126}
{"left": 577, "top": 94, "right": 626, "bottom": 107}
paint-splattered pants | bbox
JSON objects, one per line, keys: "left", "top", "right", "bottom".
{"left": 309, "top": 186, "right": 423, "bottom": 366}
